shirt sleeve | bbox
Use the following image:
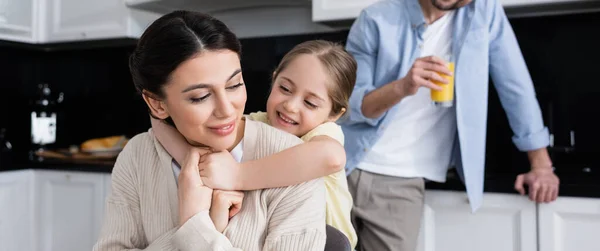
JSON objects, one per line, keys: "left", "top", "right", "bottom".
{"left": 246, "top": 112, "right": 270, "bottom": 124}
{"left": 487, "top": 0, "right": 550, "bottom": 151}
{"left": 301, "top": 122, "right": 345, "bottom": 145}
{"left": 341, "top": 10, "right": 387, "bottom": 127}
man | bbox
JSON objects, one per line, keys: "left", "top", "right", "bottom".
{"left": 340, "top": 0, "right": 560, "bottom": 250}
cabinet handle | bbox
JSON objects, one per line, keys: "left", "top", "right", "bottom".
{"left": 548, "top": 130, "right": 575, "bottom": 153}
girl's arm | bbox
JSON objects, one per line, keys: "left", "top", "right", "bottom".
{"left": 150, "top": 117, "right": 191, "bottom": 165}
{"left": 238, "top": 135, "right": 345, "bottom": 190}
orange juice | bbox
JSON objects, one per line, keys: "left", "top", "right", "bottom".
{"left": 430, "top": 62, "right": 455, "bottom": 107}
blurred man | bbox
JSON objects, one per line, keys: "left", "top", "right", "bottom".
{"left": 341, "top": 0, "right": 560, "bottom": 250}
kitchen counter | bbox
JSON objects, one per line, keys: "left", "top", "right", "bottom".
{"left": 426, "top": 168, "right": 600, "bottom": 199}
{"left": 2, "top": 161, "right": 598, "bottom": 199}
{"left": 1, "top": 160, "right": 114, "bottom": 173}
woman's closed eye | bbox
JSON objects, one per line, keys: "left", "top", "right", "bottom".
{"left": 190, "top": 94, "right": 210, "bottom": 103}
{"left": 279, "top": 85, "right": 291, "bottom": 94}
{"left": 226, "top": 82, "right": 244, "bottom": 91}
{"left": 189, "top": 83, "right": 244, "bottom": 103}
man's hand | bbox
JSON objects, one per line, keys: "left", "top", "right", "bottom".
{"left": 360, "top": 55, "right": 454, "bottom": 118}
{"left": 515, "top": 168, "right": 559, "bottom": 203}
{"left": 396, "top": 55, "right": 452, "bottom": 96}
{"left": 209, "top": 190, "right": 244, "bottom": 233}
{"left": 199, "top": 150, "right": 243, "bottom": 191}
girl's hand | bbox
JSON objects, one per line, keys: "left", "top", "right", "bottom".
{"left": 200, "top": 150, "right": 244, "bottom": 190}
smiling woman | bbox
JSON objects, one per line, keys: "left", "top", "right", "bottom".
{"left": 141, "top": 50, "right": 247, "bottom": 151}
{"left": 93, "top": 10, "right": 327, "bottom": 251}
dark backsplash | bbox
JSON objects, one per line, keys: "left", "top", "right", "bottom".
{"left": 484, "top": 12, "right": 600, "bottom": 177}
{"left": 1, "top": 11, "right": 598, "bottom": 176}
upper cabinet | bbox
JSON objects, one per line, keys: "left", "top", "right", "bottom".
{"left": 0, "top": 0, "right": 159, "bottom": 43}
{"left": 125, "top": 0, "right": 339, "bottom": 39}
{"left": 501, "top": 0, "right": 597, "bottom": 7}
{"left": 312, "top": 0, "right": 380, "bottom": 22}
{"left": 0, "top": 0, "right": 35, "bottom": 43}
{"left": 125, "top": 0, "right": 310, "bottom": 15}
{"left": 312, "top": 0, "right": 600, "bottom": 22}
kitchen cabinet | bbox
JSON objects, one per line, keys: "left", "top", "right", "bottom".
{"left": 311, "top": 0, "right": 599, "bottom": 22}
{"left": 0, "top": 169, "right": 109, "bottom": 251}
{"left": 103, "top": 173, "right": 111, "bottom": 201}
{"left": 0, "top": 0, "right": 159, "bottom": 43}
{"left": 2, "top": 169, "right": 599, "bottom": 251}
{"left": 126, "top": 0, "right": 338, "bottom": 39}
{"left": 0, "top": 0, "right": 36, "bottom": 43}
{"left": 35, "top": 170, "right": 106, "bottom": 251}
{"left": 0, "top": 170, "right": 33, "bottom": 251}
{"left": 538, "top": 196, "right": 600, "bottom": 251}
{"left": 500, "top": 0, "right": 596, "bottom": 7}
{"left": 312, "top": 0, "right": 380, "bottom": 22}
{"left": 416, "top": 191, "right": 537, "bottom": 251}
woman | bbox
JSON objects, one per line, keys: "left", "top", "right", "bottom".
{"left": 93, "top": 10, "right": 327, "bottom": 251}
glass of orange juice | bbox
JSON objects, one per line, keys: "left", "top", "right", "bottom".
{"left": 430, "top": 55, "right": 455, "bottom": 107}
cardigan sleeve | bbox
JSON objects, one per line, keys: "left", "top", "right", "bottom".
{"left": 93, "top": 134, "right": 216, "bottom": 251}
{"left": 93, "top": 138, "right": 178, "bottom": 251}
{"left": 263, "top": 178, "right": 327, "bottom": 250}
{"left": 255, "top": 121, "right": 328, "bottom": 251}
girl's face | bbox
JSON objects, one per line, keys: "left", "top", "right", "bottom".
{"left": 266, "top": 54, "right": 341, "bottom": 137}
{"left": 145, "top": 50, "right": 247, "bottom": 151}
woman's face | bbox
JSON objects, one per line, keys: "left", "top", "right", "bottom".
{"left": 149, "top": 50, "right": 247, "bottom": 151}
{"left": 266, "top": 54, "right": 337, "bottom": 137}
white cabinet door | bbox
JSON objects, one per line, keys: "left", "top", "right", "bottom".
{"left": 0, "top": 0, "right": 37, "bottom": 42}
{"left": 99, "top": 173, "right": 112, "bottom": 225}
{"left": 43, "top": 0, "right": 129, "bottom": 42}
{"left": 416, "top": 191, "right": 537, "bottom": 251}
{"left": 539, "top": 196, "right": 600, "bottom": 251}
{"left": 35, "top": 170, "right": 105, "bottom": 251}
{"left": 103, "top": 173, "right": 111, "bottom": 200}
{"left": 500, "top": 0, "right": 593, "bottom": 7}
{"left": 312, "top": 0, "right": 380, "bottom": 22}
{"left": 0, "top": 170, "right": 33, "bottom": 251}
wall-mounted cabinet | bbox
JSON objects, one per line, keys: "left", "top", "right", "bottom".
{"left": 312, "top": 0, "right": 380, "bottom": 22}
{"left": 0, "top": 0, "right": 159, "bottom": 43}
{"left": 312, "top": 0, "right": 600, "bottom": 22}
{"left": 125, "top": 0, "right": 340, "bottom": 39}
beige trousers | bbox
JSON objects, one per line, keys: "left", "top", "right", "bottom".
{"left": 347, "top": 169, "right": 425, "bottom": 251}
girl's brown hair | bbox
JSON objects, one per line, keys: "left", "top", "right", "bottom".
{"left": 273, "top": 40, "right": 357, "bottom": 117}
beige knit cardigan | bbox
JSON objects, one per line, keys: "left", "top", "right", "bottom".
{"left": 93, "top": 119, "right": 327, "bottom": 251}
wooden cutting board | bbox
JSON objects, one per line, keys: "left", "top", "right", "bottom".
{"left": 35, "top": 148, "right": 117, "bottom": 166}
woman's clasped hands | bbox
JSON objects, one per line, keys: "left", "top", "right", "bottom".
{"left": 178, "top": 148, "right": 244, "bottom": 233}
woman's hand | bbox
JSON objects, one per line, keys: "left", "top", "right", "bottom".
{"left": 199, "top": 150, "right": 244, "bottom": 190}
{"left": 209, "top": 190, "right": 245, "bottom": 233}
{"left": 178, "top": 147, "right": 214, "bottom": 227}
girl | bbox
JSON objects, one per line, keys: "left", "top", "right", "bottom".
{"left": 152, "top": 40, "right": 358, "bottom": 248}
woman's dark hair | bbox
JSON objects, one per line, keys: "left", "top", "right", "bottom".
{"left": 129, "top": 10, "right": 242, "bottom": 124}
